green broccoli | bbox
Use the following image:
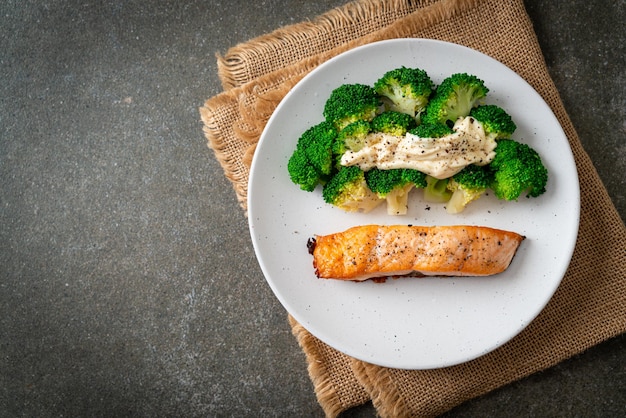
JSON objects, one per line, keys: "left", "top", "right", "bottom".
{"left": 371, "top": 110, "right": 417, "bottom": 136}
{"left": 365, "top": 168, "right": 427, "bottom": 215}
{"left": 469, "top": 105, "right": 517, "bottom": 139}
{"left": 287, "top": 121, "right": 337, "bottom": 191}
{"left": 373, "top": 66, "right": 434, "bottom": 119}
{"left": 332, "top": 120, "right": 371, "bottom": 160}
{"left": 408, "top": 122, "right": 454, "bottom": 138}
{"left": 400, "top": 168, "right": 429, "bottom": 189}
{"left": 422, "top": 73, "right": 489, "bottom": 127}
{"left": 322, "top": 166, "right": 383, "bottom": 213}
{"left": 423, "top": 175, "right": 452, "bottom": 203}
{"left": 287, "top": 148, "right": 322, "bottom": 192}
{"left": 323, "top": 83, "right": 381, "bottom": 130}
{"left": 446, "top": 164, "right": 494, "bottom": 213}
{"left": 489, "top": 139, "right": 548, "bottom": 200}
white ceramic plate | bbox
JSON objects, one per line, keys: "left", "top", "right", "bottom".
{"left": 248, "top": 39, "right": 579, "bottom": 369}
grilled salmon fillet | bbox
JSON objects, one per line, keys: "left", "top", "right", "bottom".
{"left": 308, "top": 225, "right": 525, "bottom": 281}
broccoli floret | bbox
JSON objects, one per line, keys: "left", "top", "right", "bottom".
{"left": 332, "top": 120, "right": 371, "bottom": 160}
{"left": 371, "top": 110, "right": 417, "bottom": 136}
{"left": 287, "top": 148, "right": 322, "bottom": 192}
{"left": 446, "top": 164, "right": 494, "bottom": 213}
{"left": 408, "top": 122, "right": 454, "bottom": 138}
{"left": 422, "top": 73, "right": 489, "bottom": 127}
{"left": 298, "top": 121, "right": 337, "bottom": 176}
{"left": 373, "top": 66, "right": 434, "bottom": 119}
{"left": 287, "top": 121, "right": 337, "bottom": 191}
{"left": 365, "top": 168, "right": 427, "bottom": 215}
{"left": 322, "top": 166, "right": 383, "bottom": 213}
{"left": 423, "top": 175, "right": 452, "bottom": 203}
{"left": 469, "top": 105, "right": 516, "bottom": 139}
{"left": 323, "top": 83, "right": 381, "bottom": 130}
{"left": 400, "top": 168, "right": 428, "bottom": 189}
{"left": 489, "top": 139, "right": 548, "bottom": 200}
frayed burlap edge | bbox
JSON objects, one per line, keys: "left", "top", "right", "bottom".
{"left": 289, "top": 315, "right": 370, "bottom": 418}
{"left": 352, "top": 361, "right": 411, "bottom": 417}
{"left": 289, "top": 315, "right": 344, "bottom": 417}
{"left": 199, "top": 70, "right": 315, "bottom": 210}
{"left": 216, "top": 0, "right": 442, "bottom": 90}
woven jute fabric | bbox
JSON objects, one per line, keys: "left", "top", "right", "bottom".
{"left": 199, "top": 0, "right": 626, "bottom": 416}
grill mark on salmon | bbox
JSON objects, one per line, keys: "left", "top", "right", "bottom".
{"left": 308, "top": 225, "right": 525, "bottom": 281}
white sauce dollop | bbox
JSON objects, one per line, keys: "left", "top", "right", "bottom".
{"left": 340, "top": 116, "right": 497, "bottom": 179}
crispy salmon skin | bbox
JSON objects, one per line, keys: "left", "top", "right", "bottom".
{"left": 308, "top": 225, "right": 525, "bottom": 281}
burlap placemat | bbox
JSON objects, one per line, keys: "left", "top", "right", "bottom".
{"left": 199, "top": 0, "right": 626, "bottom": 416}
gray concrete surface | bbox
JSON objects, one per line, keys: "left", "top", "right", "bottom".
{"left": 1, "top": 1, "right": 624, "bottom": 416}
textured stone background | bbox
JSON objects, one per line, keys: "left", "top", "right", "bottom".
{"left": 1, "top": 1, "right": 624, "bottom": 416}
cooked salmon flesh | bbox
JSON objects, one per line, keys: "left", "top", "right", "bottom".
{"left": 308, "top": 225, "right": 525, "bottom": 281}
